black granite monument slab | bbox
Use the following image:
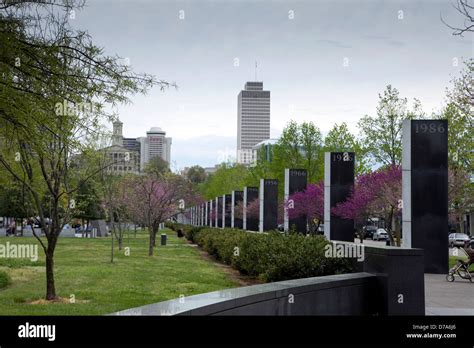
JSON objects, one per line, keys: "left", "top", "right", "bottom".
{"left": 402, "top": 119, "right": 448, "bottom": 274}
{"left": 244, "top": 187, "right": 259, "bottom": 231}
{"left": 324, "top": 152, "right": 355, "bottom": 241}
{"left": 259, "top": 179, "right": 278, "bottom": 232}
{"left": 232, "top": 190, "right": 243, "bottom": 229}
{"left": 284, "top": 168, "right": 308, "bottom": 233}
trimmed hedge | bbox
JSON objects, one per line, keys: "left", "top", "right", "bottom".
{"left": 187, "top": 226, "right": 354, "bottom": 282}
{"left": 166, "top": 222, "right": 204, "bottom": 241}
{"left": 0, "top": 271, "right": 11, "bottom": 289}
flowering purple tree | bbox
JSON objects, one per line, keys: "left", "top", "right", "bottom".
{"left": 245, "top": 199, "right": 260, "bottom": 220}
{"left": 287, "top": 182, "right": 324, "bottom": 234}
{"left": 126, "top": 175, "right": 186, "bottom": 256}
{"left": 333, "top": 165, "right": 402, "bottom": 245}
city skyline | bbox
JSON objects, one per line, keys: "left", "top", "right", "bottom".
{"left": 110, "top": 120, "right": 172, "bottom": 172}
{"left": 71, "top": 0, "right": 471, "bottom": 170}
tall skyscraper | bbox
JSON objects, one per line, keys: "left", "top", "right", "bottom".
{"left": 139, "top": 127, "right": 172, "bottom": 170}
{"left": 237, "top": 81, "right": 270, "bottom": 164}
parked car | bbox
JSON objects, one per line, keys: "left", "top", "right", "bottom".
{"left": 372, "top": 228, "right": 388, "bottom": 241}
{"left": 448, "top": 233, "right": 470, "bottom": 248}
{"left": 362, "top": 226, "right": 377, "bottom": 239}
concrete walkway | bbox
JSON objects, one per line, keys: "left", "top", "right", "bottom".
{"left": 425, "top": 274, "right": 474, "bottom": 315}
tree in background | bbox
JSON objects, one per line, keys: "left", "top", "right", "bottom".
{"left": 144, "top": 156, "right": 170, "bottom": 178}
{"left": 441, "top": 0, "right": 474, "bottom": 36}
{"left": 245, "top": 198, "right": 260, "bottom": 220}
{"left": 440, "top": 59, "right": 473, "bottom": 233}
{"left": 73, "top": 180, "right": 105, "bottom": 234}
{"left": 0, "top": 182, "right": 36, "bottom": 234}
{"left": 324, "top": 122, "right": 370, "bottom": 175}
{"left": 357, "top": 85, "right": 424, "bottom": 167}
{"left": 273, "top": 121, "right": 324, "bottom": 183}
{"left": 126, "top": 174, "right": 189, "bottom": 256}
{"left": 333, "top": 166, "right": 402, "bottom": 245}
{"left": 186, "top": 165, "right": 207, "bottom": 185}
{"left": 103, "top": 176, "right": 132, "bottom": 251}
{"left": 199, "top": 163, "right": 250, "bottom": 199}
{"left": 287, "top": 182, "right": 324, "bottom": 234}
{"left": 448, "top": 169, "right": 473, "bottom": 232}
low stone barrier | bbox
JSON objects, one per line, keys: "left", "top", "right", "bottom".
{"left": 112, "top": 273, "right": 377, "bottom": 316}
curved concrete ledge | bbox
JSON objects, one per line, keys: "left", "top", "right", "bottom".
{"left": 111, "top": 272, "right": 377, "bottom": 316}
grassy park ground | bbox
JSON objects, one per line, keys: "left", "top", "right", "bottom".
{"left": 0, "top": 229, "right": 238, "bottom": 315}
{"left": 0, "top": 229, "right": 465, "bottom": 316}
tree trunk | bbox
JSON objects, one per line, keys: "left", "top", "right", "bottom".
{"left": 148, "top": 228, "right": 154, "bottom": 256}
{"left": 45, "top": 239, "right": 57, "bottom": 300}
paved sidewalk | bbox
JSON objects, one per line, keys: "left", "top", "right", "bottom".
{"left": 425, "top": 274, "right": 474, "bottom": 315}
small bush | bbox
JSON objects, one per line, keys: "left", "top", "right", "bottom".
{"left": 183, "top": 225, "right": 205, "bottom": 242}
{"left": 187, "top": 227, "right": 354, "bottom": 282}
{"left": 0, "top": 271, "right": 11, "bottom": 289}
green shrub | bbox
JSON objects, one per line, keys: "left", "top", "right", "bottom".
{"left": 186, "top": 226, "right": 354, "bottom": 282}
{"left": 0, "top": 271, "right": 11, "bottom": 289}
{"left": 183, "top": 225, "right": 205, "bottom": 242}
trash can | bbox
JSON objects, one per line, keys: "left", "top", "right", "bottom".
{"left": 386, "top": 239, "right": 390, "bottom": 246}
{"left": 160, "top": 233, "right": 167, "bottom": 246}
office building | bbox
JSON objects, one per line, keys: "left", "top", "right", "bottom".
{"left": 139, "top": 127, "right": 172, "bottom": 170}
{"left": 237, "top": 81, "right": 270, "bottom": 164}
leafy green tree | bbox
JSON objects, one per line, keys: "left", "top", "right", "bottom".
{"left": 261, "top": 121, "right": 324, "bottom": 189}
{"left": 73, "top": 179, "right": 105, "bottom": 230}
{"left": 324, "top": 122, "right": 370, "bottom": 175}
{"left": 357, "top": 85, "right": 424, "bottom": 167}
{"left": 186, "top": 165, "right": 206, "bottom": 185}
{"left": 199, "top": 163, "right": 250, "bottom": 199}
{"left": 273, "top": 121, "right": 324, "bottom": 182}
{"left": 0, "top": 183, "right": 35, "bottom": 234}
{"left": 0, "top": 1, "right": 168, "bottom": 300}
{"left": 440, "top": 59, "right": 473, "bottom": 233}
{"left": 441, "top": 59, "right": 473, "bottom": 171}
{"left": 144, "top": 156, "right": 170, "bottom": 178}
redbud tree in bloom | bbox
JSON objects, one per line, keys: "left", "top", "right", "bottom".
{"left": 332, "top": 165, "right": 402, "bottom": 245}
{"left": 286, "top": 181, "right": 324, "bottom": 234}
{"left": 125, "top": 175, "right": 192, "bottom": 256}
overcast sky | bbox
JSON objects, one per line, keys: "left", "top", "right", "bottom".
{"left": 72, "top": 0, "right": 472, "bottom": 170}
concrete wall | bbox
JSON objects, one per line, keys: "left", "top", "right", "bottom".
{"left": 112, "top": 273, "right": 377, "bottom": 316}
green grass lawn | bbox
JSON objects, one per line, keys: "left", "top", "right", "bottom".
{"left": 0, "top": 229, "right": 239, "bottom": 315}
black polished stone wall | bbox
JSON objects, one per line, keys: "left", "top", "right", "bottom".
{"left": 245, "top": 187, "right": 259, "bottom": 231}
{"left": 411, "top": 120, "right": 448, "bottom": 274}
{"left": 330, "top": 152, "right": 354, "bottom": 241}
{"left": 224, "top": 194, "right": 232, "bottom": 228}
{"left": 233, "top": 191, "right": 243, "bottom": 229}
{"left": 286, "top": 169, "right": 307, "bottom": 233}
{"left": 217, "top": 196, "right": 223, "bottom": 228}
{"left": 262, "top": 179, "right": 278, "bottom": 232}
